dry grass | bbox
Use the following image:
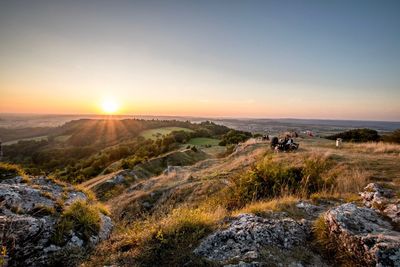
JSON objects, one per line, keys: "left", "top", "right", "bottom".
{"left": 53, "top": 200, "right": 102, "bottom": 244}
{"left": 345, "top": 142, "right": 400, "bottom": 154}
{"left": 0, "top": 162, "right": 29, "bottom": 182}
{"left": 73, "top": 185, "right": 97, "bottom": 202}
{"left": 232, "top": 195, "right": 303, "bottom": 218}
{"left": 335, "top": 167, "right": 369, "bottom": 193}
{"left": 84, "top": 141, "right": 396, "bottom": 266}
{"left": 312, "top": 214, "right": 331, "bottom": 249}
{"left": 84, "top": 204, "right": 226, "bottom": 266}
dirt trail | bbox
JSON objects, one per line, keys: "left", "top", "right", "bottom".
{"left": 81, "top": 171, "right": 122, "bottom": 189}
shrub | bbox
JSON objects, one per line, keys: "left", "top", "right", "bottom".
{"left": 222, "top": 154, "right": 335, "bottom": 209}
{"left": 325, "top": 128, "right": 380, "bottom": 142}
{"left": 219, "top": 129, "right": 252, "bottom": 146}
{"left": 53, "top": 200, "right": 101, "bottom": 244}
{"left": 382, "top": 129, "right": 400, "bottom": 144}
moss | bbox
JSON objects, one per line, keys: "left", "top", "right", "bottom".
{"left": 53, "top": 200, "right": 101, "bottom": 244}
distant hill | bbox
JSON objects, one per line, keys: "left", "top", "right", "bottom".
{"left": 2, "top": 119, "right": 250, "bottom": 183}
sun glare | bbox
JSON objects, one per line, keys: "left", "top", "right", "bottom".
{"left": 101, "top": 99, "right": 119, "bottom": 114}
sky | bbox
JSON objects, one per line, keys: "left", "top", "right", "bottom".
{"left": 0, "top": 0, "right": 399, "bottom": 121}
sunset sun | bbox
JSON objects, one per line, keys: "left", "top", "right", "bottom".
{"left": 101, "top": 99, "right": 119, "bottom": 114}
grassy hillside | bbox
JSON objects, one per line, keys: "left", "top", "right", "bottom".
{"left": 140, "top": 127, "right": 194, "bottom": 140}
{"left": 187, "top": 137, "right": 221, "bottom": 146}
{"left": 2, "top": 119, "right": 249, "bottom": 184}
{"left": 3, "top": 135, "right": 48, "bottom": 145}
{"left": 81, "top": 136, "right": 400, "bottom": 266}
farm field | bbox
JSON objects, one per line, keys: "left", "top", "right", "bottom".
{"left": 3, "top": 135, "right": 48, "bottom": 145}
{"left": 187, "top": 137, "right": 221, "bottom": 146}
{"left": 54, "top": 135, "right": 71, "bottom": 142}
{"left": 140, "top": 127, "right": 194, "bottom": 140}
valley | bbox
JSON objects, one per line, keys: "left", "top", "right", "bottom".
{"left": 1, "top": 117, "right": 400, "bottom": 266}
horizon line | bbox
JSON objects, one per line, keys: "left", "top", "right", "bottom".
{"left": 1, "top": 112, "right": 400, "bottom": 123}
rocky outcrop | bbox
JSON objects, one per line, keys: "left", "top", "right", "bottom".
{"left": 360, "top": 183, "right": 400, "bottom": 225}
{"left": 324, "top": 203, "right": 400, "bottom": 266}
{"left": 0, "top": 175, "right": 113, "bottom": 267}
{"left": 194, "top": 214, "right": 327, "bottom": 266}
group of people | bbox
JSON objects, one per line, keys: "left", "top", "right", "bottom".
{"left": 270, "top": 134, "right": 299, "bottom": 152}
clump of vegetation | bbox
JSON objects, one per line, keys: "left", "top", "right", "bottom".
{"left": 73, "top": 185, "right": 97, "bottom": 202}
{"left": 30, "top": 204, "right": 56, "bottom": 216}
{"left": 53, "top": 200, "right": 102, "bottom": 244}
{"left": 382, "top": 129, "right": 400, "bottom": 144}
{"left": 86, "top": 205, "right": 225, "bottom": 266}
{"left": 221, "top": 154, "right": 335, "bottom": 209}
{"left": 312, "top": 214, "right": 331, "bottom": 249}
{"left": 326, "top": 128, "right": 380, "bottom": 142}
{"left": 219, "top": 129, "right": 252, "bottom": 146}
{"left": 233, "top": 196, "right": 304, "bottom": 218}
{"left": 312, "top": 213, "right": 355, "bottom": 265}
{"left": 0, "top": 162, "right": 28, "bottom": 182}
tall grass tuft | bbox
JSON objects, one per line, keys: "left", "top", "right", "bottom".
{"left": 222, "top": 153, "right": 336, "bottom": 209}
{"left": 53, "top": 200, "right": 102, "bottom": 244}
{"left": 0, "top": 162, "right": 29, "bottom": 182}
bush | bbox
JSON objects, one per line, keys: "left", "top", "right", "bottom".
{"left": 222, "top": 155, "right": 334, "bottom": 209}
{"left": 382, "top": 129, "right": 400, "bottom": 144}
{"left": 219, "top": 130, "right": 252, "bottom": 146}
{"left": 325, "top": 128, "right": 380, "bottom": 142}
{"left": 53, "top": 200, "right": 101, "bottom": 244}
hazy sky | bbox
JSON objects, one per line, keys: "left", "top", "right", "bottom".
{"left": 1, "top": 0, "right": 399, "bottom": 120}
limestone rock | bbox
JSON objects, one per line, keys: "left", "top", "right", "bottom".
{"left": 194, "top": 213, "right": 326, "bottom": 266}
{"left": 360, "top": 183, "right": 394, "bottom": 207}
{"left": 324, "top": 203, "right": 400, "bottom": 266}
{"left": 0, "top": 176, "right": 113, "bottom": 267}
{"left": 360, "top": 183, "right": 399, "bottom": 225}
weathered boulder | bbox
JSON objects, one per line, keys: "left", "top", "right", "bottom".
{"left": 194, "top": 214, "right": 318, "bottom": 266}
{"left": 360, "top": 183, "right": 395, "bottom": 208}
{"left": 360, "top": 183, "right": 400, "bottom": 224}
{"left": 324, "top": 203, "right": 400, "bottom": 266}
{"left": 0, "top": 176, "right": 113, "bottom": 267}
